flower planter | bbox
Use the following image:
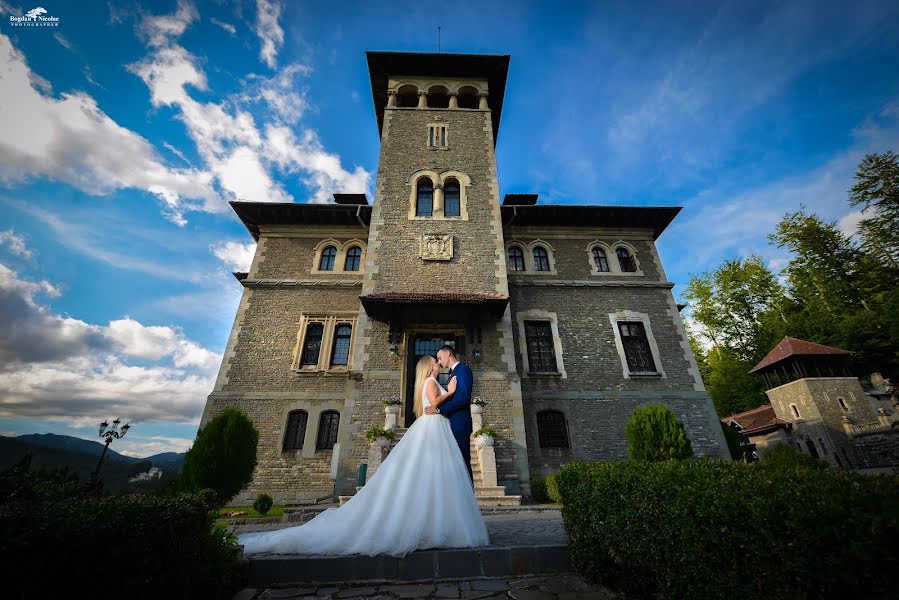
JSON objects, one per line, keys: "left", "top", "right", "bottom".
{"left": 374, "top": 436, "right": 391, "bottom": 447}
{"left": 384, "top": 404, "right": 401, "bottom": 415}
{"left": 470, "top": 404, "right": 483, "bottom": 414}
{"left": 475, "top": 434, "right": 494, "bottom": 447}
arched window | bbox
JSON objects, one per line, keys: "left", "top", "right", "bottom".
{"left": 319, "top": 246, "right": 337, "bottom": 271}
{"left": 616, "top": 247, "right": 637, "bottom": 272}
{"left": 282, "top": 410, "right": 308, "bottom": 451}
{"left": 508, "top": 246, "right": 525, "bottom": 272}
{"left": 300, "top": 323, "right": 324, "bottom": 367}
{"left": 416, "top": 178, "right": 434, "bottom": 217}
{"left": 330, "top": 324, "right": 352, "bottom": 367}
{"left": 837, "top": 397, "right": 849, "bottom": 412}
{"left": 592, "top": 247, "right": 610, "bottom": 272}
{"left": 533, "top": 246, "right": 550, "bottom": 272}
{"left": 457, "top": 86, "right": 478, "bottom": 109}
{"left": 344, "top": 246, "right": 362, "bottom": 272}
{"left": 427, "top": 85, "right": 449, "bottom": 108}
{"left": 444, "top": 179, "right": 461, "bottom": 217}
{"left": 316, "top": 410, "right": 340, "bottom": 450}
{"left": 537, "top": 410, "right": 569, "bottom": 449}
{"left": 396, "top": 85, "right": 418, "bottom": 108}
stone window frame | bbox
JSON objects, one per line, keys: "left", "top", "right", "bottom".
{"left": 506, "top": 244, "right": 526, "bottom": 272}
{"left": 311, "top": 239, "right": 367, "bottom": 275}
{"left": 281, "top": 409, "right": 308, "bottom": 451}
{"left": 504, "top": 240, "right": 558, "bottom": 275}
{"left": 407, "top": 169, "right": 471, "bottom": 221}
{"left": 584, "top": 240, "right": 643, "bottom": 276}
{"left": 427, "top": 122, "right": 449, "bottom": 150}
{"left": 837, "top": 396, "right": 850, "bottom": 412}
{"left": 536, "top": 409, "right": 571, "bottom": 449}
{"left": 515, "top": 309, "right": 567, "bottom": 379}
{"left": 278, "top": 400, "right": 344, "bottom": 458}
{"left": 790, "top": 403, "right": 801, "bottom": 419}
{"left": 316, "top": 410, "right": 341, "bottom": 450}
{"left": 292, "top": 313, "right": 359, "bottom": 374}
{"left": 607, "top": 310, "right": 666, "bottom": 379}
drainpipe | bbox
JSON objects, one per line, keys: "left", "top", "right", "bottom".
{"left": 356, "top": 205, "right": 369, "bottom": 232}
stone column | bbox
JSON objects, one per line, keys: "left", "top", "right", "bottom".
{"left": 471, "top": 405, "right": 483, "bottom": 432}
{"left": 366, "top": 441, "right": 390, "bottom": 483}
{"left": 477, "top": 444, "right": 498, "bottom": 487}
{"left": 448, "top": 92, "right": 458, "bottom": 109}
{"left": 417, "top": 90, "right": 427, "bottom": 108}
{"left": 387, "top": 90, "right": 397, "bottom": 108}
{"left": 478, "top": 91, "right": 489, "bottom": 110}
{"left": 434, "top": 183, "right": 444, "bottom": 217}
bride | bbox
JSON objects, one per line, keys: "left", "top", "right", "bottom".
{"left": 238, "top": 355, "right": 490, "bottom": 556}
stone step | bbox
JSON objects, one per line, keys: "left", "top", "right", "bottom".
{"left": 242, "top": 544, "right": 568, "bottom": 587}
{"left": 478, "top": 496, "right": 523, "bottom": 507}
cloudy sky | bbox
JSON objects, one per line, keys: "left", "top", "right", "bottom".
{"left": 1, "top": 0, "right": 897, "bottom": 456}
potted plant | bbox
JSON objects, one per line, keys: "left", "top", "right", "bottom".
{"left": 470, "top": 396, "right": 485, "bottom": 414}
{"left": 365, "top": 426, "right": 396, "bottom": 446}
{"left": 383, "top": 394, "right": 402, "bottom": 414}
{"left": 473, "top": 426, "right": 498, "bottom": 447}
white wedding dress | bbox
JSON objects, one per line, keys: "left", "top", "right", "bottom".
{"left": 239, "top": 377, "right": 490, "bottom": 557}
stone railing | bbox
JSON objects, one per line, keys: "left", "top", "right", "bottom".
{"left": 845, "top": 421, "right": 893, "bottom": 437}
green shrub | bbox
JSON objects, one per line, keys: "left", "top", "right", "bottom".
{"left": 180, "top": 408, "right": 259, "bottom": 503}
{"left": 555, "top": 460, "right": 899, "bottom": 599}
{"left": 624, "top": 404, "right": 694, "bottom": 461}
{"left": 252, "top": 493, "right": 274, "bottom": 515}
{"left": 545, "top": 473, "right": 561, "bottom": 503}
{"left": 530, "top": 476, "right": 549, "bottom": 502}
{"left": 364, "top": 426, "right": 396, "bottom": 442}
{"left": 0, "top": 457, "right": 240, "bottom": 599}
{"left": 761, "top": 443, "right": 828, "bottom": 470}
{"left": 472, "top": 427, "right": 498, "bottom": 438}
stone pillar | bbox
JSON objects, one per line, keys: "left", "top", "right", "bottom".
{"left": 434, "top": 183, "right": 444, "bottom": 217}
{"left": 477, "top": 444, "right": 498, "bottom": 487}
{"left": 471, "top": 405, "right": 483, "bottom": 432}
{"left": 366, "top": 441, "right": 390, "bottom": 483}
{"left": 448, "top": 92, "right": 458, "bottom": 109}
{"left": 417, "top": 90, "right": 427, "bottom": 108}
{"left": 387, "top": 90, "right": 397, "bottom": 108}
{"left": 478, "top": 91, "right": 489, "bottom": 110}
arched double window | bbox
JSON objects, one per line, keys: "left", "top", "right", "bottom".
{"left": 533, "top": 246, "right": 550, "bottom": 272}
{"left": 319, "top": 246, "right": 337, "bottom": 271}
{"left": 416, "top": 178, "right": 434, "bottom": 217}
{"left": 444, "top": 179, "right": 461, "bottom": 217}
{"left": 282, "top": 410, "right": 308, "bottom": 451}
{"left": 592, "top": 247, "right": 610, "bottom": 272}
{"left": 508, "top": 246, "right": 525, "bottom": 272}
{"left": 344, "top": 246, "right": 362, "bottom": 272}
{"left": 537, "top": 410, "right": 569, "bottom": 449}
{"left": 616, "top": 247, "right": 637, "bottom": 272}
{"left": 316, "top": 410, "right": 340, "bottom": 450}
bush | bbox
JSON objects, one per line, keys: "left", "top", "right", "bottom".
{"left": 0, "top": 457, "right": 240, "bottom": 599}
{"left": 761, "top": 443, "right": 828, "bottom": 470}
{"left": 364, "top": 426, "right": 396, "bottom": 442}
{"left": 624, "top": 404, "right": 694, "bottom": 461}
{"left": 252, "top": 493, "right": 274, "bottom": 515}
{"left": 545, "top": 473, "right": 561, "bottom": 503}
{"left": 555, "top": 460, "right": 899, "bottom": 599}
{"left": 530, "top": 476, "right": 549, "bottom": 502}
{"left": 472, "top": 427, "right": 498, "bottom": 438}
{"left": 180, "top": 408, "right": 259, "bottom": 504}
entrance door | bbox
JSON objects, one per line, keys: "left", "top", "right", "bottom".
{"left": 405, "top": 333, "right": 463, "bottom": 427}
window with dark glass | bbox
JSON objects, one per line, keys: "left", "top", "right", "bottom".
{"left": 416, "top": 178, "right": 433, "bottom": 217}
{"left": 616, "top": 247, "right": 637, "bottom": 272}
{"left": 444, "top": 179, "right": 461, "bottom": 217}
{"left": 508, "top": 247, "right": 525, "bottom": 271}
{"left": 525, "top": 320, "right": 557, "bottom": 372}
{"left": 316, "top": 410, "right": 340, "bottom": 450}
{"left": 319, "top": 246, "right": 337, "bottom": 271}
{"left": 618, "top": 321, "right": 656, "bottom": 373}
{"left": 330, "top": 324, "right": 352, "bottom": 367}
{"left": 533, "top": 246, "right": 550, "bottom": 272}
{"left": 344, "top": 247, "right": 362, "bottom": 271}
{"left": 300, "top": 322, "right": 324, "bottom": 367}
{"left": 282, "top": 410, "right": 308, "bottom": 451}
{"left": 537, "top": 410, "right": 569, "bottom": 449}
{"left": 592, "top": 247, "right": 610, "bottom": 272}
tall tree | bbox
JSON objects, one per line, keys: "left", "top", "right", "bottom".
{"left": 849, "top": 150, "right": 899, "bottom": 269}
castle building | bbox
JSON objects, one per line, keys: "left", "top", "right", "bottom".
{"left": 201, "top": 51, "right": 729, "bottom": 504}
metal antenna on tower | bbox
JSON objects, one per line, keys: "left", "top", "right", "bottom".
{"left": 438, "top": 26, "right": 441, "bottom": 53}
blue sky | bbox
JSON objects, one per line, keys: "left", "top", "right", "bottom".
{"left": 1, "top": 0, "right": 897, "bottom": 456}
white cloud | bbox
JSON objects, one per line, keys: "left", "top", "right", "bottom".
{"left": 255, "top": 0, "right": 284, "bottom": 69}
{"left": 210, "top": 17, "right": 236, "bottom": 35}
{"left": 0, "top": 33, "right": 218, "bottom": 225}
{"left": 210, "top": 240, "right": 256, "bottom": 272}
{"left": 138, "top": 0, "right": 197, "bottom": 47}
{"left": 116, "top": 435, "right": 194, "bottom": 457}
{"left": 0, "top": 262, "right": 218, "bottom": 425}
{"left": 53, "top": 32, "right": 74, "bottom": 51}
{"left": 0, "top": 228, "right": 33, "bottom": 258}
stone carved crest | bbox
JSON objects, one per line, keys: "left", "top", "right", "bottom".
{"left": 420, "top": 234, "right": 453, "bottom": 261}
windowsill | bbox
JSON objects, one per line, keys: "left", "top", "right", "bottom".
{"left": 294, "top": 368, "right": 352, "bottom": 376}
{"left": 528, "top": 371, "right": 562, "bottom": 377}
{"left": 628, "top": 371, "right": 662, "bottom": 378}
{"left": 427, "top": 146, "right": 451, "bottom": 151}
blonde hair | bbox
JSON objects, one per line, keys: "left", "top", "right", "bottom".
{"left": 412, "top": 355, "right": 436, "bottom": 418}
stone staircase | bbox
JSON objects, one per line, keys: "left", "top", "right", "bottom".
{"left": 339, "top": 427, "right": 520, "bottom": 507}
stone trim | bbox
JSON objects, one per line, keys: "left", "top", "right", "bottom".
{"left": 665, "top": 292, "right": 706, "bottom": 392}
{"left": 406, "top": 169, "right": 471, "bottom": 221}
{"left": 508, "top": 279, "right": 674, "bottom": 288}
{"left": 584, "top": 240, "right": 643, "bottom": 277}
{"left": 607, "top": 310, "right": 666, "bottom": 380}
{"left": 277, "top": 399, "right": 346, "bottom": 459}
{"left": 292, "top": 313, "right": 359, "bottom": 373}
{"left": 212, "top": 287, "right": 253, "bottom": 392}
{"left": 311, "top": 238, "right": 367, "bottom": 275}
{"left": 239, "top": 278, "right": 363, "bottom": 288}
{"left": 515, "top": 309, "right": 567, "bottom": 379}
{"left": 504, "top": 239, "right": 558, "bottom": 276}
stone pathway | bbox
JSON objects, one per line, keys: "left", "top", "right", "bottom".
{"left": 233, "top": 573, "right": 619, "bottom": 600}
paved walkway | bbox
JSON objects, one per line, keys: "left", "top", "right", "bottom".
{"left": 233, "top": 573, "right": 619, "bottom": 599}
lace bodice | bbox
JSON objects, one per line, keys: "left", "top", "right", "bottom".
{"left": 422, "top": 376, "right": 445, "bottom": 411}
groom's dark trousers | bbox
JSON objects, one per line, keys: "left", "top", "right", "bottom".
{"left": 437, "top": 362, "right": 474, "bottom": 483}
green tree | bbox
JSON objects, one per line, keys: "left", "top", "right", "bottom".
{"left": 180, "top": 408, "right": 259, "bottom": 504}
{"left": 625, "top": 404, "right": 694, "bottom": 461}
{"left": 849, "top": 150, "right": 899, "bottom": 268}
{"left": 704, "top": 346, "right": 768, "bottom": 417}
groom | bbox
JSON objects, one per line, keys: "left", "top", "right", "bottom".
{"left": 425, "top": 344, "right": 474, "bottom": 483}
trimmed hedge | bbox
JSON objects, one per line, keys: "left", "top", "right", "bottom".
{"left": 1, "top": 457, "right": 240, "bottom": 599}
{"left": 545, "top": 473, "right": 561, "bottom": 503}
{"left": 556, "top": 459, "right": 899, "bottom": 599}
{"left": 530, "top": 476, "right": 549, "bottom": 502}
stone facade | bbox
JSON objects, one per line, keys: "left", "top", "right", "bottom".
{"left": 200, "top": 51, "right": 729, "bottom": 505}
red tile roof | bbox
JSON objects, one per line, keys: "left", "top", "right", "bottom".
{"left": 721, "top": 405, "right": 792, "bottom": 436}
{"left": 750, "top": 337, "right": 852, "bottom": 373}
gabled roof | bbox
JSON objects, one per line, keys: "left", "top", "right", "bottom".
{"left": 750, "top": 337, "right": 852, "bottom": 373}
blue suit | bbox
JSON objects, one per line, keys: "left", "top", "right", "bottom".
{"left": 438, "top": 361, "right": 474, "bottom": 482}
